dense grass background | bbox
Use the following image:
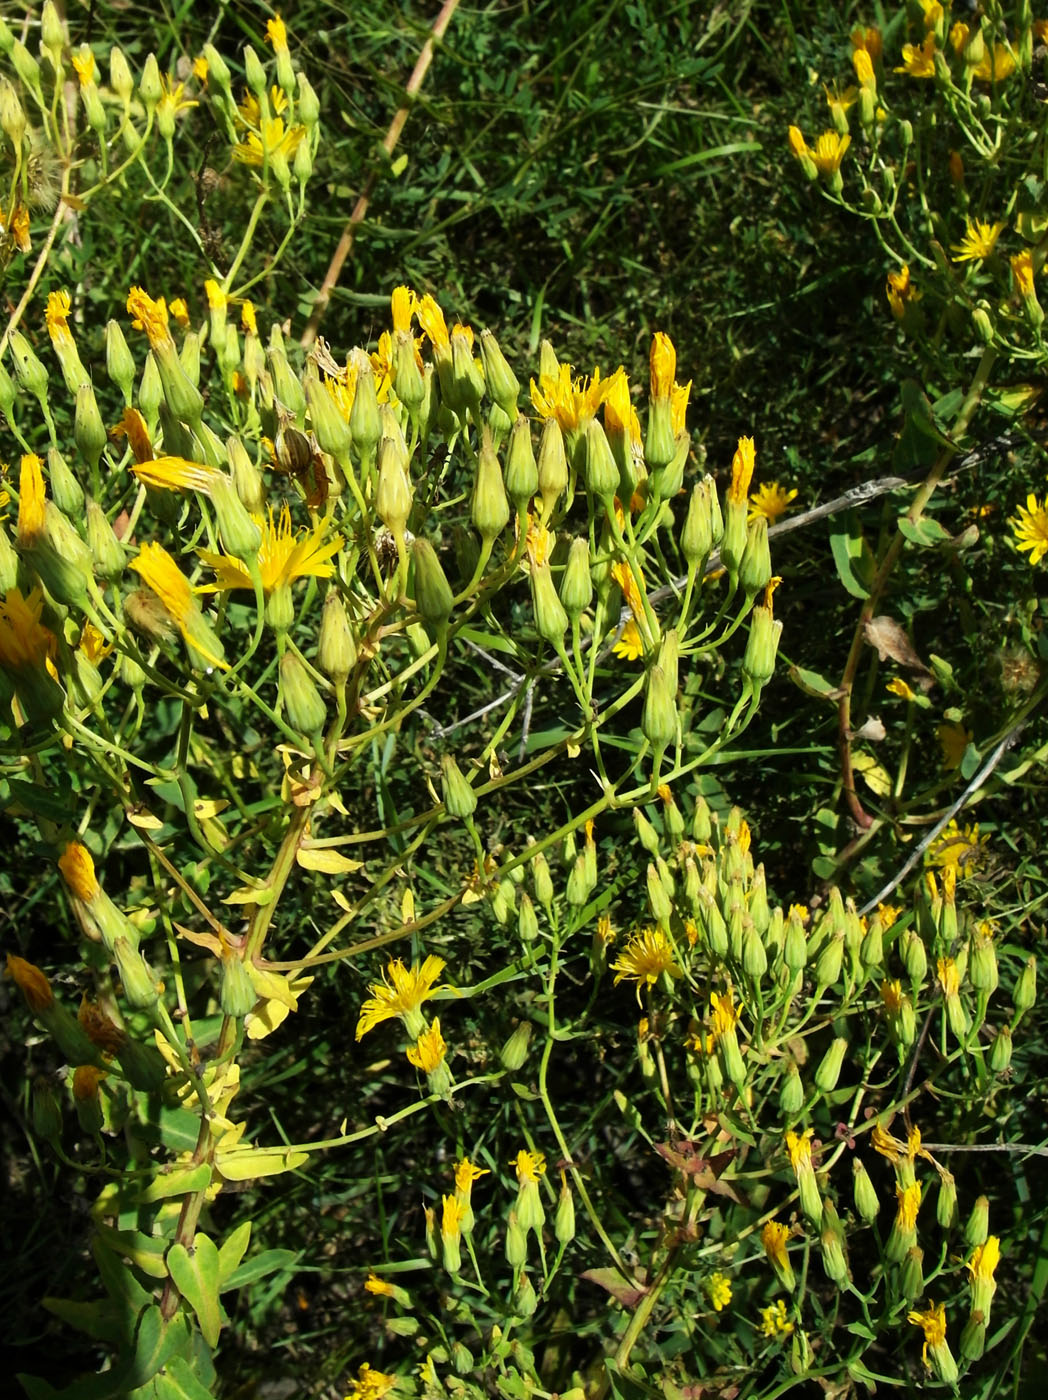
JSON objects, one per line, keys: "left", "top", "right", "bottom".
{"left": 3, "top": 1, "right": 1048, "bottom": 1394}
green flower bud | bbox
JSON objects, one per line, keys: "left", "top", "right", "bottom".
{"left": 500, "top": 1021, "right": 532, "bottom": 1072}
{"left": 478, "top": 328, "right": 519, "bottom": 417}
{"left": 86, "top": 500, "right": 125, "bottom": 581}
{"left": 376, "top": 434, "right": 413, "bottom": 538}
{"left": 969, "top": 927, "right": 998, "bottom": 994}
{"left": 898, "top": 1245, "right": 924, "bottom": 1303}
{"left": 33, "top": 1076, "right": 63, "bottom": 1143}
{"left": 318, "top": 590, "right": 357, "bottom": 681}
{"left": 681, "top": 481, "right": 714, "bottom": 569}
{"left": 72, "top": 1067, "right": 105, "bottom": 1136}
{"left": 412, "top": 538, "right": 454, "bottom": 626}
{"left": 0, "top": 523, "right": 19, "bottom": 593}
{"left": 819, "top": 1200, "right": 850, "bottom": 1286}
{"left": 279, "top": 651, "right": 327, "bottom": 736}
{"left": 302, "top": 377, "right": 349, "bottom": 460}
{"left": 138, "top": 352, "right": 163, "bottom": 426}
{"left": 531, "top": 847, "right": 554, "bottom": 912}
{"left": 901, "top": 927, "right": 928, "bottom": 987}
{"left": 505, "top": 1209, "right": 527, "bottom": 1268}
{"left": 503, "top": 416, "right": 537, "bottom": 506}
{"left": 720, "top": 497, "right": 747, "bottom": 577}
{"left": 537, "top": 417, "right": 568, "bottom": 518}
{"left": 73, "top": 384, "right": 108, "bottom": 473}
{"left": 554, "top": 1178, "right": 575, "bottom": 1244}
{"left": 633, "top": 807, "right": 660, "bottom": 857}
{"left": 297, "top": 72, "right": 320, "bottom": 127}
{"left": 266, "top": 583, "right": 295, "bottom": 634}
{"left": 220, "top": 953, "right": 257, "bottom": 1018}
{"left": 989, "top": 1023, "right": 1012, "bottom": 1073}
{"left": 1013, "top": 954, "right": 1036, "bottom": 1017}
{"left": 387, "top": 329, "right": 423, "bottom": 417}
{"left": 936, "top": 1170, "right": 958, "bottom": 1230}
{"left": 853, "top": 1159, "right": 880, "bottom": 1222}
{"left": 114, "top": 937, "right": 161, "bottom": 1010}
{"left": 113, "top": 1037, "right": 167, "bottom": 1092}
{"left": 560, "top": 538, "right": 592, "bottom": 620}
{"left": 645, "top": 861, "right": 673, "bottom": 929}
{"left": 565, "top": 854, "right": 591, "bottom": 907}
{"left": 10, "top": 330, "right": 49, "bottom": 404}
{"left": 742, "top": 596, "right": 783, "bottom": 689}
{"left": 44, "top": 449, "right": 82, "bottom": 520}
{"left": 657, "top": 627, "right": 679, "bottom": 697}
{"left": 960, "top": 1316, "right": 986, "bottom": 1363}
{"left": 517, "top": 891, "right": 539, "bottom": 942}
{"left": 642, "top": 663, "right": 677, "bottom": 757}
{"left": 226, "top": 437, "right": 264, "bottom": 513}
{"left": 266, "top": 341, "right": 305, "bottom": 421}
{"left": 780, "top": 1061, "right": 804, "bottom": 1118}
{"left": 965, "top": 1196, "right": 989, "bottom": 1249}
{"left": 742, "top": 921, "right": 767, "bottom": 978}
{"left": 472, "top": 431, "right": 510, "bottom": 544}
{"left": 697, "top": 886, "right": 728, "bottom": 957}
{"left": 349, "top": 354, "right": 382, "bottom": 463}
{"left": 11, "top": 40, "right": 41, "bottom": 94}
{"left": 441, "top": 754, "right": 477, "bottom": 819}
{"left": 243, "top": 44, "right": 267, "bottom": 97}
{"left": 645, "top": 396, "right": 675, "bottom": 473}
{"left": 814, "top": 1037, "right": 848, "bottom": 1093}
{"left": 814, "top": 932, "right": 844, "bottom": 989}
{"left": 0, "top": 357, "right": 16, "bottom": 422}
{"left": 139, "top": 53, "right": 162, "bottom": 109}
{"left": 512, "top": 1270, "right": 537, "bottom": 1319}
{"left": 100, "top": 320, "right": 135, "bottom": 406}
{"left": 972, "top": 304, "right": 994, "bottom": 345}
{"left": 581, "top": 418, "right": 619, "bottom": 501}
{"left": 530, "top": 558, "right": 569, "bottom": 645}
{"left": 209, "top": 475, "right": 261, "bottom": 563}
{"left": 109, "top": 47, "right": 133, "bottom": 100}
{"left": 692, "top": 794, "right": 713, "bottom": 843}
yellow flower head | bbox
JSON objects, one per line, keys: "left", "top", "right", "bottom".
{"left": 241, "top": 299, "right": 258, "bottom": 335}
{"left": 787, "top": 125, "right": 809, "bottom": 160}
{"left": 355, "top": 955, "right": 450, "bottom": 1040}
{"left": 192, "top": 56, "right": 209, "bottom": 85}
{"left": 670, "top": 378, "right": 691, "bottom": 436}
{"left": 511, "top": 1148, "right": 546, "bottom": 1184}
{"left": 937, "top": 719, "right": 971, "bottom": 770}
{"left": 974, "top": 45, "right": 1016, "bottom": 82}
{"left": 967, "top": 1235, "right": 1000, "bottom": 1285}
{"left": 603, "top": 370, "right": 642, "bottom": 449}
{"left": 112, "top": 407, "right": 154, "bottom": 465}
{"left": 785, "top": 1128, "right": 813, "bottom": 1172}
{"left": 71, "top": 49, "right": 96, "bottom": 88}
{"left": 851, "top": 26, "right": 883, "bottom": 61}
{"left": 197, "top": 504, "right": 343, "bottom": 595}
{"left": 907, "top": 1301, "right": 947, "bottom": 1367}
{"left": 17, "top": 452, "right": 46, "bottom": 547}
{"left": 169, "top": 297, "right": 190, "bottom": 328}
{"left": 45, "top": 289, "right": 73, "bottom": 346}
{"left": 0, "top": 587, "right": 57, "bottom": 673}
{"left": 748, "top": 481, "right": 797, "bottom": 523}
{"left": 441, "top": 1193, "right": 465, "bottom": 1240}
{"left": 709, "top": 987, "right": 741, "bottom": 1040}
{"left": 364, "top": 1272, "right": 394, "bottom": 1297}
{"left": 936, "top": 956, "right": 960, "bottom": 999}
{"left": 951, "top": 218, "right": 1005, "bottom": 263}
{"left": 612, "top": 619, "right": 643, "bottom": 663}
{"left": 760, "top": 1299, "right": 795, "bottom": 1338}
{"left": 391, "top": 285, "right": 418, "bottom": 336}
{"left": 1011, "top": 250, "right": 1036, "bottom": 298}
{"left": 59, "top": 841, "right": 100, "bottom": 902}
{"left": 127, "top": 286, "right": 174, "bottom": 351}
{"left": 130, "top": 542, "right": 194, "bottom": 625}
{"left": 417, "top": 294, "right": 450, "bottom": 354}
{"left": 406, "top": 1018, "right": 447, "bottom": 1073}
{"left": 810, "top": 130, "right": 850, "bottom": 175}
{"left": 345, "top": 1363, "right": 397, "bottom": 1400}
{"left": 650, "top": 332, "right": 676, "bottom": 400}
{"left": 6, "top": 953, "right": 55, "bottom": 1014}
{"left": 157, "top": 76, "right": 197, "bottom": 124}
{"left": 886, "top": 676, "right": 916, "bottom": 701}
{"left": 761, "top": 1220, "right": 790, "bottom": 1268}
{"left": 610, "top": 560, "right": 646, "bottom": 623}
{"left": 454, "top": 1158, "right": 489, "bottom": 1194}
{"left": 881, "top": 978, "right": 904, "bottom": 1014}
{"left": 852, "top": 48, "right": 875, "bottom": 87}
{"left": 895, "top": 1181, "right": 922, "bottom": 1232}
{"left": 825, "top": 82, "right": 858, "bottom": 121}
{"left": 1011, "top": 494, "right": 1048, "bottom": 565}
{"left": 896, "top": 35, "right": 937, "bottom": 77}
{"left": 266, "top": 16, "right": 289, "bottom": 53}
{"left": 531, "top": 363, "right": 620, "bottom": 435}
{"left": 706, "top": 1272, "right": 732, "bottom": 1312}
{"left": 611, "top": 926, "right": 682, "bottom": 993}
{"left": 727, "top": 436, "right": 756, "bottom": 504}
{"left": 886, "top": 263, "right": 921, "bottom": 320}
{"left": 133, "top": 456, "right": 221, "bottom": 495}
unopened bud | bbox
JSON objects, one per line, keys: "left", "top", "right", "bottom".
{"left": 780, "top": 1061, "right": 804, "bottom": 1117}
{"left": 554, "top": 1178, "right": 575, "bottom": 1244}
{"left": 139, "top": 53, "right": 163, "bottom": 110}
{"left": 642, "top": 664, "right": 677, "bottom": 757}
{"left": 441, "top": 755, "right": 477, "bottom": 819}
{"left": 86, "top": 500, "right": 125, "bottom": 581}
{"left": 279, "top": 651, "right": 327, "bottom": 736}
{"left": 504, "top": 416, "right": 538, "bottom": 506}
{"left": 412, "top": 538, "right": 454, "bottom": 626}
{"left": 965, "top": 1195, "right": 989, "bottom": 1249}
{"left": 853, "top": 1159, "right": 880, "bottom": 1222}
{"left": 536, "top": 417, "right": 568, "bottom": 518}
{"left": 505, "top": 1210, "right": 527, "bottom": 1268}
{"left": 375, "top": 434, "right": 413, "bottom": 537}
{"left": 220, "top": 953, "right": 257, "bottom": 1018}
{"left": 318, "top": 590, "right": 356, "bottom": 680}
{"left": 560, "top": 538, "right": 592, "bottom": 620}
{"left": 113, "top": 937, "right": 161, "bottom": 1010}
{"left": 814, "top": 1036, "right": 848, "bottom": 1093}
{"left": 472, "top": 431, "right": 510, "bottom": 544}
{"left": 478, "top": 329, "right": 519, "bottom": 417}
{"left": 1013, "top": 954, "right": 1036, "bottom": 1018}
{"left": 500, "top": 1021, "right": 532, "bottom": 1072}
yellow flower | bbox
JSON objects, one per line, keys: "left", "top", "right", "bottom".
{"left": 1011, "top": 249, "right": 1036, "bottom": 298}
{"left": 78, "top": 622, "right": 112, "bottom": 666}
{"left": 787, "top": 125, "right": 809, "bottom": 160}
{"left": 726, "top": 436, "right": 756, "bottom": 505}
{"left": 17, "top": 452, "right": 46, "bottom": 547}
{"left": 611, "top": 926, "right": 682, "bottom": 992}
{"left": 926, "top": 818, "right": 988, "bottom": 871}
{"left": 6, "top": 953, "right": 55, "bottom": 1014}
{"left": 441, "top": 1193, "right": 465, "bottom": 1240}
{"left": 112, "top": 407, "right": 154, "bottom": 464}
{"left": 345, "top": 1363, "right": 397, "bottom": 1400}
{"left": 10, "top": 204, "right": 30, "bottom": 254}
{"left": 919, "top": 0, "right": 944, "bottom": 28}
{"left": 454, "top": 1157, "right": 489, "bottom": 1194}
{"left": 406, "top": 1018, "right": 447, "bottom": 1072}
{"left": 130, "top": 541, "right": 194, "bottom": 625}
{"left": 612, "top": 619, "right": 644, "bottom": 662}
{"left": 877, "top": 902, "right": 901, "bottom": 930}
{"left": 169, "top": 297, "right": 190, "bottom": 328}
{"left": 670, "top": 378, "right": 690, "bottom": 436}
{"left": 907, "top": 1301, "right": 947, "bottom": 1367}
{"left": 761, "top": 1220, "right": 791, "bottom": 1269}
{"left": 133, "top": 456, "right": 221, "bottom": 494}
{"left": 511, "top": 1148, "right": 546, "bottom": 1183}
{"left": 886, "top": 676, "right": 916, "bottom": 701}
{"left": 531, "top": 363, "right": 622, "bottom": 435}
{"left": 952, "top": 218, "right": 1005, "bottom": 263}
{"left": 233, "top": 117, "right": 305, "bottom": 167}
{"left": 127, "top": 286, "right": 175, "bottom": 352}
{"left": 71, "top": 50, "right": 96, "bottom": 87}
{"left": 364, "top": 1272, "right": 394, "bottom": 1297}
{"left": 610, "top": 560, "right": 646, "bottom": 622}
{"left": 192, "top": 55, "right": 209, "bottom": 85}
{"left": 748, "top": 482, "right": 797, "bottom": 523}
{"left": 45, "top": 289, "right": 73, "bottom": 347}
{"left": 810, "top": 130, "right": 850, "bottom": 175}
{"left": 650, "top": 332, "right": 675, "bottom": 400}
{"left": 881, "top": 979, "right": 904, "bottom": 1015}
{"left": 1011, "top": 493, "right": 1048, "bottom": 565}
{"left": 241, "top": 300, "right": 258, "bottom": 335}
{"left": 59, "top": 841, "right": 100, "bottom": 902}
{"left": 851, "top": 26, "right": 883, "bottom": 61}
{"left": 886, "top": 263, "right": 921, "bottom": 320}
{"left": 785, "top": 1129, "right": 813, "bottom": 1172}
{"left": 825, "top": 82, "right": 858, "bottom": 121}
{"left": 266, "top": 15, "right": 289, "bottom": 53}
{"left": 391, "top": 285, "right": 417, "bottom": 335}
{"left": 895, "top": 1181, "right": 922, "bottom": 1232}
{"left": 157, "top": 76, "right": 197, "bottom": 125}
{"left": 759, "top": 1299, "right": 794, "bottom": 1338}
{"left": 852, "top": 48, "right": 875, "bottom": 87}
{"left": 896, "top": 35, "right": 937, "bottom": 77}
{"left": 709, "top": 987, "right": 741, "bottom": 1040}
{"left": 197, "top": 504, "right": 343, "bottom": 595}
{"left": 706, "top": 1272, "right": 732, "bottom": 1312}
{"left": 974, "top": 45, "right": 1016, "bottom": 82}
{"left": 937, "top": 719, "right": 971, "bottom": 770}
{"left": 936, "top": 956, "right": 960, "bottom": 999}
{"left": 967, "top": 1236, "right": 1000, "bottom": 1286}
{"left": 355, "top": 956, "right": 450, "bottom": 1040}
{"left": 0, "top": 587, "right": 56, "bottom": 673}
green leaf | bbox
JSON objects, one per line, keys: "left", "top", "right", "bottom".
{"left": 41, "top": 1296, "right": 124, "bottom": 1344}
{"left": 603, "top": 1356, "right": 665, "bottom": 1400}
{"left": 93, "top": 1234, "right": 152, "bottom": 1318}
{"left": 166, "top": 1233, "right": 224, "bottom": 1349}
{"left": 156, "top": 1105, "right": 205, "bottom": 1155}
{"left": 894, "top": 380, "right": 953, "bottom": 471}
{"left": 94, "top": 1224, "right": 169, "bottom": 1279}
{"left": 830, "top": 516, "right": 875, "bottom": 599}
{"left": 6, "top": 778, "right": 76, "bottom": 823}
{"left": 217, "top": 1219, "right": 253, "bottom": 1288}
{"left": 789, "top": 665, "right": 843, "bottom": 701}
{"left": 134, "top": 1162, "right": 212, "bottom": 1203}
{"left": 151, "top": 1357, "right": 219, "bottom": 1400}
{"left": 129, "top": 1307, "right": 192, "bottom": 1389}
{"left": 897, "top": 514, "right": 951, "bottom": 547}
{"left": 222, "top": 1247, "right": 300, "bottom": 1290}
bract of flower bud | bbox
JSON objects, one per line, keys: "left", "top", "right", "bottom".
{"left": 560, "top": 538, "right": 592, "bottom": 620}
{"left": 75, "top": 384, "right": 108, "bottom": 472}
{"left": 645, "top": 395, "right": 675, "bottom": 473}
{"left": 642, "top": 664, "right": 677, "bottom": 757}
{"left": 530, "top": 847, "right": 554, "bottom": 912}
{"left": 720, "top": 498, "right": 748, "bottom": 578}
{"left": 530, "top": 558, "right": 569, "bottom": 645}
{"left": 1013, "top": 954, "right": 1036, "bottom": 1017}
{"left": 220, "top": 952, "right": 257, "bottom": 1018}
{"left": 41, "top": 3, "right": 66, "bottom": 63}
{"left": 742, "top": 601, "right": 782, "bottom": 689}
{"left": 104, "top": 320, "right": 136, "bottom": 405}
{"left": 989, "top": 1023, "right": 1012, "bottom": 1073}
{"left": 226, "top": 437, "right": 264, "bottom": 513}
{"left": 536, "top": 417, "right": 568, "bottom": 519}
{"left": 853, "top": 1159, "right": 880, "bottom": 1222}
{"left": 682, "top": 481, "right": 713, "bottom": 569}
{"left": 780, "top": 1061, "right": 804, "bottom": 1117}
{"left": 814, "top": 932, "right": 844, "bottom": 989}
{"left": 86, "top": 500, "right": 125, "bottom": 581}
{"left": 814, "top": 1036, "right": 848, "bottom": 1093}
{"left": 243, "top": 44, "right": 267, "bottom": 97}
{"left": 279, "top": 651, "right": 327, "bottom": 736}
{"left": 500, "top": 1021, "right": 532, "bottom": 1071}
{"left": 633, "top": 807, "right": 660, "bottom": 857}
{"left": 820, "top": 1200, "right": 850, "bottom": 1286}
{"left": 297, "top": 72, "right": 320, "bottom": 126}
{"left": 268, "top": 343, "right": 306, "bottom": 422}
{"left": 554, "top": 1178, "right": 575, "bottom": 1245}
{"left": 738, "top": 517, "right": 772, "bottom": 599}
{"left": 441, "top": 754, "right": 477, "bottom": 819}
{"left": 44, "top": 449, "right": 82, "bottom": 520}
{"left": 472, "top": 432, "right": 510, "bottom": 544}
{"left": 11, "top": 41, "right": 41, "bottom": 94}
{"left": 565, "top": 854, "right": 590, "bottom": 907}
{"left": 964, "top": 1195, "right": 989, "bottom": 1249}
{"left": 375, "top": 434, "right": 413, "bottom": 538}
{"left": 109, "top": 47, "right": 133, "bottom": 101}
{"left": 742, "top": 921, "right": 767, "bottom": 977}
{"left": 504, "top": 416, "right": 538, "bottom": 506}
{"left": 899, "top": 1245, "right": 924, "bottom": 1303}
{"left": 651, "top": 431, "right": 689, "bottom": 502}
{"left": 479, "top": 328, "right": 520, "bottom": 417}
{"left": 505, "top": 1210, "right": 528, "bottom": 1268}
{"left": 412, "top": 538, "right": 454, "bottom": 626}
{"left": 935, "top": 1169, "right": 957, "bottom": 1229}
{"left": 10, "top": 331, "right": 49, "bottom": 402}
{"left": 317, "top": 590, "right": 357, "bottom": 680}
{"left": 139, "top": 54, "right": 162, "bottom": 109}
{"left": 645, "top": 861, "right": 673, "bottom": 929}
{"left": 114, "top": 937, "right": 161, "bottom": 1010}
{"left": 211, "top": 476, "right": 262, "bottom": 562}
{"left": 581, "top": 418, "right": 619, "bottom": 502}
